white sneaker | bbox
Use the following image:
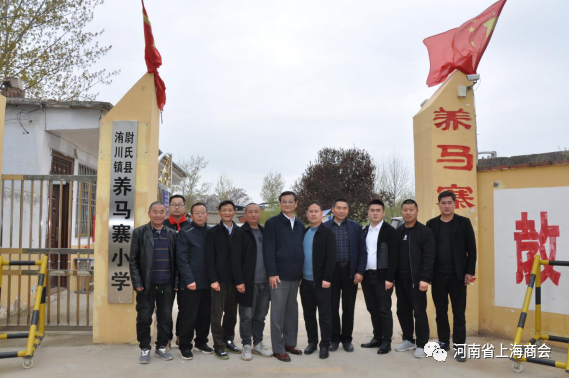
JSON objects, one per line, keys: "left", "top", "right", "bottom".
{"left": 241, "top": 345, "right": 252, "bottom": 361}
{"left": 395, "top": 340, "right": 416, "bottom": 352}
{"left": 252, "top": 342, "right": 272, "bottom": 357}
{"left": 414, "top": 347, "right": 426, "bottom": 358}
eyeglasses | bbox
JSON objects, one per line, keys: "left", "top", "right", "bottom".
{"left": 192, "top": 211, "right": 207, "bottom": 216}
{"left": 170, "top": 203, "right": 185, "bottom": 208}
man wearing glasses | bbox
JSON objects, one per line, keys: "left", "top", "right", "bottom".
{"left": 163, "top": 194, "right": 191, "bottom": 349}
{"left": 176, "top": 203, "right": 214, "bottom": 360}
{"left": 263, "top": 191, "right": 305, "bottom": 362}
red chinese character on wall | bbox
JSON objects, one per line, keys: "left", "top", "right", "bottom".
{"left": 437, "top": 184, "right": 475, "bottom": 208}
{"left": 433, "top": 107, "right": 472, "bottom": 130}
{"left": 514, "top": 212, "right": 561, "bottom": 286}
{"left": 436, "top": 145, "right": 474, "bottom": 171}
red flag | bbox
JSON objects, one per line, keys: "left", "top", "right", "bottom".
{"left": 423, "top": 0, "right": 507, "bottom": 87}
{"left": 142, "top": 1, "right": 166, "bottom": 110}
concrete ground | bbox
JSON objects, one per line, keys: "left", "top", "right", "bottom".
{"left": 1, "top": 290, "right": 567, "bottom": 377}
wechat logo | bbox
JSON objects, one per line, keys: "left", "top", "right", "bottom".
{"left": 424, "top": 341, "right": 448, "bottom": 362}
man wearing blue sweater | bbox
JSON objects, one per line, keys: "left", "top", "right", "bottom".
{"left": 263, "top": 191, "right": 305, "bottom": 362}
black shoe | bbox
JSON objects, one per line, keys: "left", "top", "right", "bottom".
{"left": 195, "top": 344, "right": 214, "bottom": 354}
{"left": 329, "top": 342, "right": 339, "bottom": 352}
{"left": 342, "top": 342, "right": 354, "bottom": 352}
{"left": 225, "top": 340, "right": 241, "bottom": 354}
{"left": 215, "top": 348, "right": 230, "bottom": 360}
{"left": 454, "top": 345, "right": 467, "bottom": 362}
{"left": 319, "top": 346, "right": 329, "bottom": 359}
{"left": 438, "top": 342, "right": 450, "bottom": 351}
{"left": 179, "top": 349, "right": 193, "bottom": 360}
{"left": 361, "top": 339, "right": 382, "bottom": 348}
{"left": 304, "top": 343, "right": 318, "bottom": 355}
{"left": 377, "top": 342, "right": 391, "bottom": 354}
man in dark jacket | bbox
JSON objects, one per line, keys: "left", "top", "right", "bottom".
{"left": 323, "top": 198, "right": 367, "bottom": 352}
{"left": 426, "top": 191, "right": 477, "bottom": 362}
{"left": 394, "top": 199, "right": 435, "bottom": 359}
{"left": 361, "top": 199, "right": 398, "bottom": 354}
{"left": 129, "top": 201, "right": 177, "bottom": 364}
{"left": 300, "top": 201, "right": 337, "bottom": 360}
{"left": 231, "top": 203, "right": 272, "bottom": 361}
{"left": 206, "top": 200, "right": 240, "bottom": 360}
{"left": 176, "top": 203, "right": 214, "bottom": 360}
{"left": 263, "top": 191, "right": 305, "bottom": 362}
{"left": 163, "top": 194, "right": 191, "bottom": 349}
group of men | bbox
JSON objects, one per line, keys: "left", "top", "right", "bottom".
{"left": 129, "top": 190, "right": 476, "bottom": 365}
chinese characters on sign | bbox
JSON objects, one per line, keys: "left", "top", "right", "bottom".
{"left": 514, "top": 211, "right": 560, "bottom": 286}
{"left": 108, "top": 121, "right": 138, "bottom": 303}
{"left": 432, "top": 107, "right": 476, "bottom": 216}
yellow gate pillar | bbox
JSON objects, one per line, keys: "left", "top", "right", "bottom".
{"left": 413, "top": 70, "right": 480, "bottom": 337}
{"left": 0, "top": 95, "right": 6, "bottom": 174}
{"left": 93, "top": 73, "right": 160, "bottom": 343}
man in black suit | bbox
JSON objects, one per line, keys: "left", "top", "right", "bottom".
{"left": 300, "top": 201, "right": 337, "bottom": 359}
{"left": 426, "top": 191, "right": 477, "bottom": 362}
{"left": 361, "top": 199, "right": 398, "bottom": 354}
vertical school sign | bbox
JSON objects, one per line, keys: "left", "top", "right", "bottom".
{"left": 108, "top": 121, "right": 138, "bottom": 303}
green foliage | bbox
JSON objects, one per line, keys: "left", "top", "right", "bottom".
{"left": 0, "top": 0, "right": 119, "bottom": 100}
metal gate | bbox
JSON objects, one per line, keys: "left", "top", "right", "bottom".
{"left": 0, "top": 175, "right": 96, "bottom": 331}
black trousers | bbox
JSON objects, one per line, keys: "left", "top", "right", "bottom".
{"left": 136, "top": 283, "right": 174, "bottom": 350}
{"left": 395, "top": 280, "right": 429, "bottom": 348}
{"left": 178, "top": 288, "right": 212, "bottom": 349}
{"left": 432, "top": 273, "right": 467, "bottom": 344}
{"left": 331, "top": 262, "right": 358, "bottom": 343}
{"left": 210, "top": 284, "right": 238, "bottom": 350}
{"left": 361, "top": 269, "right": 393, "bottom": 343}
{"left": 300, "top": 279, "right": 332, "bottom": 347}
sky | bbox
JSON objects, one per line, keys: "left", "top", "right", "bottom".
{"left": 88, "top": 0, "right": 569, "bottom": 203}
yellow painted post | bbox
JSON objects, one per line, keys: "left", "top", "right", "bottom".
{"left": 413, "top": 70, "right": 480, "bottom": 336}
{"left": 93, "top": 73, "right": 160, "bottom": 344}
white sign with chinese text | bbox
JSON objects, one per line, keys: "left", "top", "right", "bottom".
{"left": 494, "top": 186, "right": 569, "bottom": 315}
{"left": 108, "top": 121, "right": 138, "bottom": 303}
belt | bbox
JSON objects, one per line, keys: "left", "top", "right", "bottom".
{"left": 365, "top": 269, "right": 377, "bottom": 274}
{"left": 337, "top": 262, "right": 350, "bottom": 267}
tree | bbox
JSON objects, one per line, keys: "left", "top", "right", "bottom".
{"left": 211, "top": 173, "right": 251, "bottom": 208}
{"left": 375, "top": 152, "right": 415, "bottom": 220}
{"left": 171, "top": 156, "right": 210, "bottom": 206}
{"left": 260, "top": 171, "right": 285, "bottom": 204}
{"left": 293, "top": 147, "right": 376, "bottom": 223}
{"left": 0, "top": 0, "right": 119, "bottom": 100}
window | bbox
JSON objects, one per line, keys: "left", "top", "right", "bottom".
{"left": 76, "top": 164, "right": 97, "bottom": 236}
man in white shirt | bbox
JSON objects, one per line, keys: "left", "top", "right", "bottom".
{"left": 360, "top": 199, "right": 398, "bottom": 354}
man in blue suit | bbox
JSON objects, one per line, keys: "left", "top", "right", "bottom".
{"left": 323, "top": 198, "right": 367, "bottom": 352}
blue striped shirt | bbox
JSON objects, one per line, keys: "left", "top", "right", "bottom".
{"left": 331, "top": 220, "right": 350, "bottom": 262}
{"left": 151, "top": 227, "right": 171, "bottom": 284}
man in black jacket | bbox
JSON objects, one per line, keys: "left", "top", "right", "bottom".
{"left": 263, "top": 191, "right": 305, "bottom": 362}
{"left": 426, "top": 191, "right": 477, "bottom": 362}
{"left": 231, "top": 203, "right": 272, "bottom": 361}
{"left": 129, "top": 201, "right": 177, "bottom": 364}
{"left": 393, "top": 199, "right": 435, "bottom": 359}
{"left": 323, "top": 198, "right": 367, "bottom": 353}
{"left": 300, "top": 201, "right": 337, "bottom": 359}
{"left": 206, "top": 200, "right": 240, "bottom": 360}
{"left": 176, "top": 203, "right": 214, "bottom": 360}
{"left": 361, "top": 199, "right": 398, "bottom": 354}
{"left": 163, "top": 194, "right": 191, "bottom": 349}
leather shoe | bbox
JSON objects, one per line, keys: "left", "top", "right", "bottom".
{"left": 342, "top": 342, "right": 354, "bottom": 352}
{"left": 438, "top": 342, "right": 450, "bottom": 351}
{"left": 377, "top": 342, "right": 391, "bottom": 354}
{"left": 304, "top": 343, "right": 318, "bottom": 355}
{"left": 319, "top": 346, "right": 329, "bottom": 359}
{"left": 273, "top": 352, "right": 291, "bottom": 362}
{"left": 329, "top": 342, "right": 339, "bottom": 351}
{"left": 361, "top": 339, "right": 382, "bottom": 348}
{"left": 285, "top": 346, "right": 302, "bottom": 355}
